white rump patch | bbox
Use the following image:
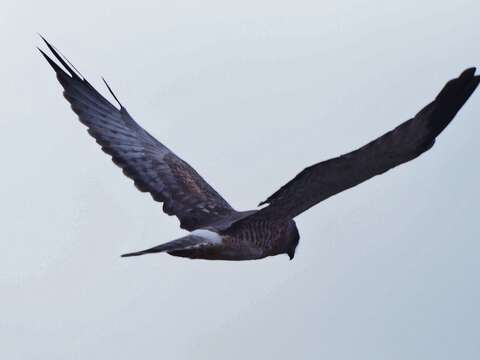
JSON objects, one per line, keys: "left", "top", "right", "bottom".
{"left": 191, "top": 229, "right": 222, "bottom": 244}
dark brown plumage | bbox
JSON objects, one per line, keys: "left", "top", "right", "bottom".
{"left": 40, "top": 37, "right": 479, "bottom": 261}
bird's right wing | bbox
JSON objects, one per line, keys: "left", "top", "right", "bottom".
{"left": 39, "top": 37, "right": 235, "bottom": 231}
{"left": 243, "top": 68, "right": 479, "bottom": 222}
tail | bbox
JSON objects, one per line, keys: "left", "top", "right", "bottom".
{"left": 121, "top": 234, "right": 211, "bottom": 258}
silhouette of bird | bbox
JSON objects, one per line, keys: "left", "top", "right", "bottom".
{"left": 39, "top": 37, "right": 479, "bottom": 261}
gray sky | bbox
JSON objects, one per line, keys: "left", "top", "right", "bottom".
{"left": 2, "top": 0, "right": 480, "bottom": 359}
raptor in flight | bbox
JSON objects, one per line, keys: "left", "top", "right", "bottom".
{"left": 39, "top": 37, "right": 479, "bottom": 261}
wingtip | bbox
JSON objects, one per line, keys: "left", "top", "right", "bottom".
{"left": 460, "top": 67, "right": 477, "bottom": 79}
{"left": 102, "top": 77, "right": 123, "bottom": 108}
{"left": 38, "top": 36, "right": 82, "bottom": 79}
{"left": 39, "top": 35, "right": 57, "bottom": 56}
{"left": 38, "top": 46, "right": 64, "bottom": 74}
{"left": 38, "top": 33, "right": 48, "bottom": 45}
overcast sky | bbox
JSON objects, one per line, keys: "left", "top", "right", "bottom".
{"left": 2, "top": 0, "right": 480, "bottom": 359}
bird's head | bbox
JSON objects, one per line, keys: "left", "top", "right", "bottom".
{"left": 286, "top": 220, "right": 300, "bottom": 260}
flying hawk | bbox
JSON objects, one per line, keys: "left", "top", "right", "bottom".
{"left": 39, "top": 37, "right": 479, "bottom": 261}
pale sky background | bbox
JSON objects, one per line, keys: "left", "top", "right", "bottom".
{"left": 1, "top": 0, "right": 480, "bottom": 359}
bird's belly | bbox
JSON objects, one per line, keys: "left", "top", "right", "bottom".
{"left": 168, "top": 243, "right": 266, "bottom": 261}
{"left": 168, "top": 227, "right": 284, "bottom": 261}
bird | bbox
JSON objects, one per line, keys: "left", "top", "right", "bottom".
{"left": 39, "top": 36, "right": 479, "bottom": 261}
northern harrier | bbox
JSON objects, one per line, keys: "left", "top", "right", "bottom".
{"left": 39, "top": 37, "right": 479, "bottom": 261}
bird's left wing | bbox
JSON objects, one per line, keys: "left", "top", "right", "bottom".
{"left": 243, "top": 68, "right": 479, "bottom": 222}
{"left": 39, "top": 38, "right": 235, "bottom": 231}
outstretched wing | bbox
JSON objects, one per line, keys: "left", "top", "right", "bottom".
{"left": 39, "top": 37, "right": 235, "bottom": 231}
{"left": 248, "top": 68, "right": 479, "bottom": 221}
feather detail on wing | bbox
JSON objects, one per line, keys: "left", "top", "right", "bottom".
{"left": 39, "top": 37, "right": 235, "bottom": 231}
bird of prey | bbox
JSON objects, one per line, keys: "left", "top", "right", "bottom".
{"left": 39, "top": 37, "right": 479, "bottom": 261}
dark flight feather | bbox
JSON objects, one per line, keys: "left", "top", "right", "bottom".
{"left": 40, "top": 37, "right": 235, "bottom": 231}
{"left": 236, "top": 68, "right": 479, "bottom": 225}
